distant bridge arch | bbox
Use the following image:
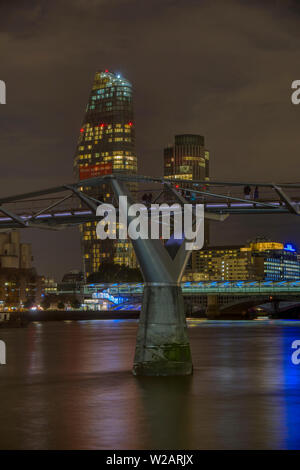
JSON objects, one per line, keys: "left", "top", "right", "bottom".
{"left": 220, "top": 295, "right": 300, "bottom": 315}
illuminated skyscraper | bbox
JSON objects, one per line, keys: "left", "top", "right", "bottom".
{"left": 73, "top": 71, "right": 138, "bottom": 279}
{"left": 164, "top": 134, "right": 210, "bottom": 245}
{"left": 164, "top": 134, "right": 209, "bottom": 181}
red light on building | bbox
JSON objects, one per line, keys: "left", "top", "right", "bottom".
{"left": 128, "top": 121, "right": 133, "bottom": 126}
{"left": 80, "top": 128, "right": 84, "bottom": 133}
{"left": 105, "top": 69, "right": 109, "bottom": 73}
{"left": 175, "top": 184, "right": 179, "bottom": 189}
{"left": 79, "top": 163, "right": 113, "bottom": 180}
{"left": 99, "top": 123, "right": 105, "bottom": 127}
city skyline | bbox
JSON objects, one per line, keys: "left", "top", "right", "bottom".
{"left": 1, "top": 0, "right": 300, "bottom": 453}
{"left": 1, "top": 0, "right": 300, "bottom": 279}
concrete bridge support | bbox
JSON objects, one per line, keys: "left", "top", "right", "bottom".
{"left": 110, "top": 177, "right": 194, "bottom": 376}
{"left": 206, "top": 295, "right": 220, "bottom": 319}
{"left": 134, "top": 283, "right": 192, "bottom": 375}
{"left": 271, "top": 299, "right": 280, "bottom": 318}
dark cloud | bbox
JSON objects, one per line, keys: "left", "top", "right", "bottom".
{"left": 0, "top": 0, "right": 300, "bottom": 279}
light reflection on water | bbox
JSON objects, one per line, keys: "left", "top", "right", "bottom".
{"left": 0, "top": 319, "right": 299, "bottom": 449}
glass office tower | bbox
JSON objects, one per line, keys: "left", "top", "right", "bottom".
{"left": 164, "top": 134, "right": 210, "bottom": 246}
{"left": 164, "top": 134, "right": 209, "bottom": 181}
{"left": 74, "top": 71, "right": 138, "bottom": 279}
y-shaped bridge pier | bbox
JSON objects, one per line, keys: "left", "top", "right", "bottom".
{"left": 0, "top": 174, "right": 299, "bottom": 375}
{"left": 110, "top": 178, "right": 197, "bottom": 375}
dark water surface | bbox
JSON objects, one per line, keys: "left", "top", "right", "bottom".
{"left": 0, "top": 319, "right": 300, "bottom": 449}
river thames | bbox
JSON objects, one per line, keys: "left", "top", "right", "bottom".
{"left": 0, "top": 319, "right": 299, "bottom": 450}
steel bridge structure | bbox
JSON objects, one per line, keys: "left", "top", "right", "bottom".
{"left": 0, "top": 174, "right": 300, "bottom": 230}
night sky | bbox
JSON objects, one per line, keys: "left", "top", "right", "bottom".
{"left": 0, "top": 0, "right": 300, "bottom": 280}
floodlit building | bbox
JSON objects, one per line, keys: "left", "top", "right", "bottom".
{"left": 0, "top": 231, "right": 42, "bottom": 307}
{"left": 184, "top": 239, "right": 300, "bottom": 281}
{"left": 0, "top": 230, "right": 32, "bottom": 269}
{"left": 42, "top": 277, "right": 58, "bottom": 295}
{"left": 164, "top": 134, "right": 210, "bottom": 246}
{"left": 164, "top": 134, "right": 209, "bottom": 182}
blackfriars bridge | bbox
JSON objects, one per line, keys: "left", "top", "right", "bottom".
{"left": 84, "top": 280, "right": 300, "bottom": 318}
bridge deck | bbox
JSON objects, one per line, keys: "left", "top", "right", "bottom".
{"left": 0, "top": 175, "right": 299, "bottom": 229}
{"left": 0, "top": 198, "right": 298, "bottom": 229}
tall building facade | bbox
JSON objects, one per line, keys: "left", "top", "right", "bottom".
{"left": 73, "top": 71, "right": 138, "bottom": 279}
{"left": 0, "top": 230, "right": 42, "bottom": 307}
{"left": 164, "top": 134, "right": 209, "bottom": 181}
{"left": 164, "top": 134, "right": 210, "bottom": 247}
{"left": 0, "top": 231, "right": 32, "bottom": 269}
